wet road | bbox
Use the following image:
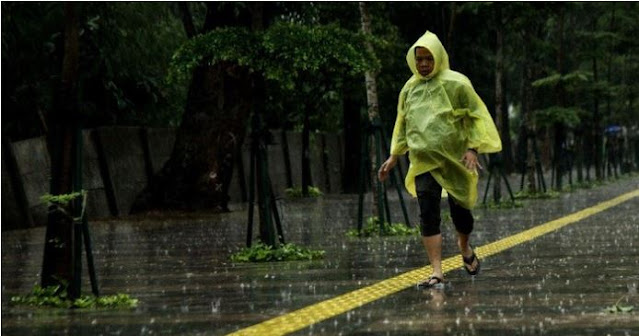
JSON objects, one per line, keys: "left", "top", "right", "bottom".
{"left": 2, "top": 175, "right": 639, "bottom": 336}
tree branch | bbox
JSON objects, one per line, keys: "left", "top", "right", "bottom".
{"left": 178, "top": 3, "right": 196, "bottom": 39}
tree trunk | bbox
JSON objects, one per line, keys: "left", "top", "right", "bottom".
{"left": 520, "top": 31, "right": 537, "bottom": 192}
{"left": 446, "top": 3, "right": 457, "bottom": 59}
{"left": 553, "top": 7, "right": 566, "bottom": 190}
{"left": 575, "top": 129, "right": 584, "bottom": 182}
{"left": 604, "top": 9, "right": 616, "bottom": 179}
{"left": 359, "top": 2, "right": 384, "bottom": 220}
{"left": 42, "top": 2, "right": 80, "bottom": 296}
{"left": 131, "top": 4, "right": 255, "bottom": 213}
{"left": 301, "top": 103, "right": 312, "bottom": 196}
{"left": 501, "top": 72, "right": 514, "bottom": 173}
{"left": 592, "top": 22, "right": 602, "bottom": 180}
{"left": 492, "top": 6, "right": 504, "bottom": 201}
{"left": 359, "top": 3, "right": 380, "bottom": 125}
{"left": 132, "top": 62, "right": 252, "bottom": 213}
{"left": 342, "top": 81, "right": 362, "bottom": 193}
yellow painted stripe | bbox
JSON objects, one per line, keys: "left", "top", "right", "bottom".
{"left": 227, "top": 189, "right": 639, "bottom": 336}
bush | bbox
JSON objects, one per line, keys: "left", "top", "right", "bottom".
{"left": 478, "top": 200, "right": 524, "bottom": 209}
{"left": 347, "top": 216, "right": 419, "bottom": 237}
{"left": 10, "top": 285, "right": 138, "bottom": 309}
{"left": 230, "top": 242, "right": 325, "bottom": 262}
{"left": 284, "top": 186, "right": 323, "bottom": 198}
{"left": 514, "top": 190, "right": 560, "bottom": 199}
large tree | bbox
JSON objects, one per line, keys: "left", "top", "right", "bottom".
{"left": 131, "top": 3, "right": 377, "bottom": 213}
{"left": 130, "top": 3, "right": 260, "bottom": 212}
{"left": 41, "top": 2, "right": 81, "bottom": 297}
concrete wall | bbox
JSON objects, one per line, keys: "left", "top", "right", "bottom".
{"left": 2, "top": 154, "right": 25, "bottom": 230}
{"left": 2, "top": 127, "right": 347, "bottom": 230}
{"left": 82, "top": 130, "right": 110, "bottom": 219}
{"left": 10, "top": 137, "right": 51, "bottom": 228}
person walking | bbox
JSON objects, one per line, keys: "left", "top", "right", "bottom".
{"left": 378, "top": 31, "right": 502, "bottom": 288}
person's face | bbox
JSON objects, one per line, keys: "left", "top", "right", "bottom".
{"left": 415, "top": 47, "right": 434, "bottom": 76}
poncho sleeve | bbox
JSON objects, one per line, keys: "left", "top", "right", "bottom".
{"left": 390, "top": 88, "right": 409, "bottom": 155}
{"left": 452, "top": 82, "right": 502, "bottom": 154}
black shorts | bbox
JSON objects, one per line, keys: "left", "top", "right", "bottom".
{"left": 415, "top": 172, "right": 474, "bottom": 237}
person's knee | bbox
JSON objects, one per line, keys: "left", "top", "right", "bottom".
{"left": 451, "top": 212, "right": 473, "bottom": 235}
{"left": 449, "top": 197, "right": 474, "bottom": 235}
{"left": 420, "top": 210, "right": 441, "bottom": 236}
{"left": 455, "top": 221, "right": 473, "bottom": 235}
{"left": 421, "top": 221, "right": 441, "bottom": 237}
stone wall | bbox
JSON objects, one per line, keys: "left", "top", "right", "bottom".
{"left": 2, "top": 127, "right": 345, "bottom": 230}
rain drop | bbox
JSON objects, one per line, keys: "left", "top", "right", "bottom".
{"left": 211, "top": 299, "right": 221, "bottom": 313}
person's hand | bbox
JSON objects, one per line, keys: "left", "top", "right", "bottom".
{"left": 461, "top": 149, "right": 483, "bottom": 174}
{"left": 378, "top": 155, "right": 399, "bottom": 182}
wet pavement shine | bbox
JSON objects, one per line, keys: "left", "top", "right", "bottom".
{"left": 2, "top": 176, "right": 639, "bottom": 336}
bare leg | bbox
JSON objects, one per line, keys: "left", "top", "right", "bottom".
{"left": 457, "top": 232, "right": 479, "bottom": 272}
{"left": 422, "top": 234, "right": 443, "bottom": 284}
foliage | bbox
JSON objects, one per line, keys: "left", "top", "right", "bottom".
{"left": 479, "top": 200, "right": 524, "bottom": 209}
{"left": 230, "top": 242, "right": 325, "bottom": 262}
{"left": 10, "top": 285, "right": 138, "bottom": 309}
{"left": 514, "top": 190, "right": 561, "bottom": 200}
{"left": 168, "top": 27, "right": 259, "bottom": 82}
{"left": 169, "top": 20, "right": 380, "bottom": 133}
{"left": 170, "top": 22, "right": 378, "bottom": 87}
{"left": 284, "top": 186, "right": 323, "bottom": 198}
{"left": 84, "top": 2, "right": 188, "bottom": 127}
{"left": 605, "top": 304, "right": 634, "bottom": 313}
{"left": 346, "top": 216, "right": 419, "bottom": 237}
{"left": 4, "top": 1, "right": 639, "bottom": 180}
{"left": 563, "top": 180, "right": 605, "bottom": 191}
{"left": 533, "top": 106, "right": 584, "bottom": 128}
{"left": 261, "top": 22, "right": 380, "bottom": 88}
{"left": 2, "top": 2, "right": 187, "bottom": 140}
{"left": 40, "top": 191, "right": 85, "bottom": 206}
{"left": 604, "top": 295, "right": 634, "bottom": 314}
{"left": 531, "top": 71, "right": 590, "bottom": 89}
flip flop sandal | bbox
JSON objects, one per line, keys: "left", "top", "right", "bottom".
{"left": 462, "top": 249, "right": 480, "bottom": 276}
{"left": 417, "top": 276, "right": 444, "bottom": 288}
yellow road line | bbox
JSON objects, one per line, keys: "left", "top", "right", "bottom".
{"left": 227, "top": 189, "right": 639, "bottom": 336}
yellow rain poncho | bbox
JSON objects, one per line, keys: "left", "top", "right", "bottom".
{"left": 390, "top": 31, "right": 502, "bottom": 209}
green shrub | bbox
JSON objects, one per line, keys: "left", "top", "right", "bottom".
{"left": 514, "top": 190, "right": 560, "bottom": 199}
{"left": 284, "top": 186, "right": 323, "bottom": 198}
{"left": 10, "top": 285, "right": 138, "bottom": 309}
{"left": 40, "top": 191, "right": 85, "bottom": 206}
{"left": 478, "top": 200, "right": 524, "bottom": 209}
{"left": 230, "top": 242, "right": 325, "bottom": 262}
{"left": 604, "top": 295, "right": 634, "bottom": 314}
{"left": 347, "top": 216, "right": 419, "bottom": 237}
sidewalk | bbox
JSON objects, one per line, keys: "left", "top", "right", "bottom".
{"left": 2, "top": 175, "right": 638, "bottom": 336}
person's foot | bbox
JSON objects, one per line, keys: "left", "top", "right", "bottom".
{"left": 458, "top": 240, "right": 480, "bottom": 275}
{"left": 417, "top": 275, "right": 444, "bottom": 288}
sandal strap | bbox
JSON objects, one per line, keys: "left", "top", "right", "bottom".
{"left": 463, "top": 252, "right": 477, "bottom": 264}
{"left": 428, "top": 276, "right": 442, "bottom": 283}
{"left": 417, "top": 275, "right": 443, "bottom": 287}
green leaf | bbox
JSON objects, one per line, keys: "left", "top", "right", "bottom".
{"left": 284, "top": 186, "right": 323, "bottom": 198}
{"left": 230, "top": 242, "right": 324, "bottom": 263}
{"left": 604, "top": 304, "right": 634, "bottom": 314}
{"left": 10, "top": 285, "right": 137, "bottom": 309}
{"left": 605, "top": 305, "right": 618, "bottom": 313}
{"left": 347, "top": 217, "right": 419, "bottom": 237}
{"left": 41, "top": 191, "right": 85, "bottom": 206}
{"left": 619, "top": 305, "right": 634, "bottom": 313}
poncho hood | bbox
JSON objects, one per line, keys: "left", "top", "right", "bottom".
{"left": 406, "top": 31, "right": 450, "bottom": 80}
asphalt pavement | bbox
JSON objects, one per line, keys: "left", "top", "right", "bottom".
{"left": 2, "top": 174, "right": 638, "bottom": 336}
